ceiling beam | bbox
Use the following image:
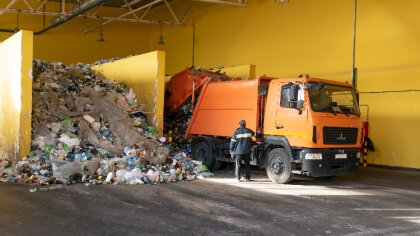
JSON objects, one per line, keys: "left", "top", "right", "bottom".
{"left": 23, "top": 0, "right": 33, "bottom": 11}
{"left": 0, "top": 7, "right": 174, "bottom": 25}
{"left": 123, "top": 0, "right": 140, "bottom": 21}
{"left": 121, "top": 0, "right": 144, "bottom": 8}
{"left": 81, "top": 0, "right": 182, "bottom": 34}
{"left": 181, "top": 5, "right": 192, "bottom": 24}
{"left": 193, "top": 0, "right": 247, "bottom": 7}
{"left": 164, "top": 0, "right": 180, "bottom": 24}
{"left": 61, "top": 0, "right": 66, "bottom": 15}
{"left": 0, "top": 0, "right": 188, "bottom": 34}
{"left": 0, "top": 0, "right": 19, "bottom": 16}
{"left": 36, "top": 0, "right": 48, "bottom": 11}
{"left": 140, "top": 5, "right": 151, "bottom": 20}
{"left": 88, "top": 3, "right": 104, "bottom": 17}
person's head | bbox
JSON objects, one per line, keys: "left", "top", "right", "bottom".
{"left": 239, "top": 120, "right": 246, "bottom": 128}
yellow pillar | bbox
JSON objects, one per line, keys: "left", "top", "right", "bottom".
{"left": 0, "top": 30, "right": 33, "bottom": 162}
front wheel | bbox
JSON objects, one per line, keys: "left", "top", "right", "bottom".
{"left": 265, "top": 148, "right": 293, "bottom": 184}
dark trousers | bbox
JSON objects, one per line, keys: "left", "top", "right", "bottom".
{"left": 235, "top": 154, "right": 251, "bottom": 180}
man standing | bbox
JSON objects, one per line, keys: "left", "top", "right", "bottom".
{"left": 230, "top": 120, "right": 255, "bottom": 182}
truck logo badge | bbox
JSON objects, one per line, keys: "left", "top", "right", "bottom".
{"left": 336, "top": 133, "right": 346, "bottom": 141}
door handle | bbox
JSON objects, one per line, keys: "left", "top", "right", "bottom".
{"left": 276, "top": 125, "right": 284, "bottom": 129}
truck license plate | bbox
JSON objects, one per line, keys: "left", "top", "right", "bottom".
{"left": 335, "top": 154, "right": 347, "bottom": 159}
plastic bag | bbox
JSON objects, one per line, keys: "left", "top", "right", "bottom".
{"left": 52, "top": 162, "right": 83, "bottom": 182}
{"left": 83, "top": 160, "right": 100, "bottom": 175}
{"left": 115, "top": 169, "right": 128, "bottom": 183}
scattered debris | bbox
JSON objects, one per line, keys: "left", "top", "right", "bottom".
{"left": 164, "top": 103, "right": 194, "bottom": 153}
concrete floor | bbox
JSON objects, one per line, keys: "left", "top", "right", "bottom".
{"left": 1, "top": 167, "right": 420, "bottom": 236}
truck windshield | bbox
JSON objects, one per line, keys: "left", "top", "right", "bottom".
{"left": 307, "top": 82, "right": 360, "bottom": 116}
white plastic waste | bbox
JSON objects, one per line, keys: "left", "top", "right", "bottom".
{"left": 105, "top": 172, "right": 113, "bottom": 183}
{"left": 59, "top": 134, "right": 81, "bottom": 147}
{"left": 116, "top": 169, "right": 128, "bottom": 183}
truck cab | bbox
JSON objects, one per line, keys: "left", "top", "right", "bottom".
{"left": 261, "top": 77, "right": 362, "bottom": 183}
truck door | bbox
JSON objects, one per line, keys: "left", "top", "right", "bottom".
{"left": 275, "top": 82, "right": 308, "bottom": 147}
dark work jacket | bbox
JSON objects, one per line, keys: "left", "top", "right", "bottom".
{"left": 230, "top": 127, "right": 255, "bottom": 155}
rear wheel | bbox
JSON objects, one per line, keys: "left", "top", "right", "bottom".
{"left": 265, "top": 148, "right": 293, "bottom": 184}
{"left": 192, "top": 141, "right": 220, "bottom": 170}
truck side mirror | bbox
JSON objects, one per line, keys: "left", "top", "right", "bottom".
{"left": 288, "top": 84, "right": 300, "bottom": 109}
{"left": 289, "top": 85, "right": 297, "bottom": 104}
{"left": 297, "top": 100, "right": 304, "bottom": 109}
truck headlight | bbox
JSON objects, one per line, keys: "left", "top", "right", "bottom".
{"left": 305, "top": 153, "right": 322, "bottom": 160}
{"left": 357, "top": 152, "right": 360, "bottom": 159}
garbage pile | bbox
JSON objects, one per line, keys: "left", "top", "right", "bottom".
{"left": 32, "top": 59, "right": 160, "bottom": 154}
{"left": 0, "top": 152, "right": 212, "bottom": 186}
{"left": 164, "top": 103, "right": 193, "bottom": 152}
{"left": 0, "top": 59, "right": 213, "bottom": 187}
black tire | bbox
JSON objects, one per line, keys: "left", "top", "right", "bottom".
{"left": 265, "top": 148, "right": 293, "bottom": 184}
{"left": 212, "top": 160, "right": 223, "bottom": 170}
{"left": 192, "top": 141, "right": 218, "bottom": 170}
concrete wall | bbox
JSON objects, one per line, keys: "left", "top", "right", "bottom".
{"left": 0, "top": 31, "right": 33, "bottom": 162}
{"left": 149, "top": 0, "right": 420, "bottom": 169}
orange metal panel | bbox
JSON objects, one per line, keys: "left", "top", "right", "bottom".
{"left": 186, "top": 79, "right": 259, "bottom": 137}
{"left": 165, "top": 69, "right": 231, "bottom": 115}
{"left": 165, "top": 69, "right": 209, "bottom": 115}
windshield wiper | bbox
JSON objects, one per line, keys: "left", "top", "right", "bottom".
{"left": 341, "top": 110, "right": 350, "bottom": 117}
{"left": 317, "top": 103, "right": 338, "bottom": 116}
{"left": 339, "top": 105, "right": 354, "bottom": 117}
{"left": 327, "top": 102, "right": 338, "bottom": 116}
{"left": 329, "top": 107, "right": 337, "bottom": 116}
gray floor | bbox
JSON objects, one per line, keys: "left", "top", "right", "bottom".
{"left": 1, "top": 167, "right": 420, "bottom": 236}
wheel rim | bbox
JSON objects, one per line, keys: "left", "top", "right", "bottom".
{"left": 270, "top": 156, "right": 285, "bottom": 175}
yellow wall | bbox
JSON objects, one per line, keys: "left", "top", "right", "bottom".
{"left": 152, "top": 24, "right": 193, "bottom": 75}
{"left": 149, "top": 0, "right": 420, "bottom": 169}
{"left": 0, "top": 1, "right": 150, "bottom": 64}
{"left": 212, "top": 65, "right": 256, "bottom": 79}
{"left": 356, "top": 0, "right": 420, "bottom": 169}
{"left": 149, "top": 0, "right": 355, "bottom": 80}
{"left": 0, "top": 31, "right": 33, "bottom": 162}
{"left": 91, "top": 51, "right": 166, "bottom": 135}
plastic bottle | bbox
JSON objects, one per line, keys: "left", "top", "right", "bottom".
{"left": 105, "top": 172, "right": 113, "bottom": 183}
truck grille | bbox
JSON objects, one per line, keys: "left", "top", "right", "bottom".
{"left": 323, "top": 127, "right": 358, "bottom": 145}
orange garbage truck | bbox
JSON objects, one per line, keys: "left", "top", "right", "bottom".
{"left": 185, "top": 76, "right": 363, "bottom": 183}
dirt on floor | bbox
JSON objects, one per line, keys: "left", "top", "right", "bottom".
{"left": 1, "top": 167, "right": 420, "bottom": 236}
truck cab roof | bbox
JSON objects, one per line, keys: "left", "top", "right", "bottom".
{"left": 261, "top": 76, "right": 354, "bottom": 88}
